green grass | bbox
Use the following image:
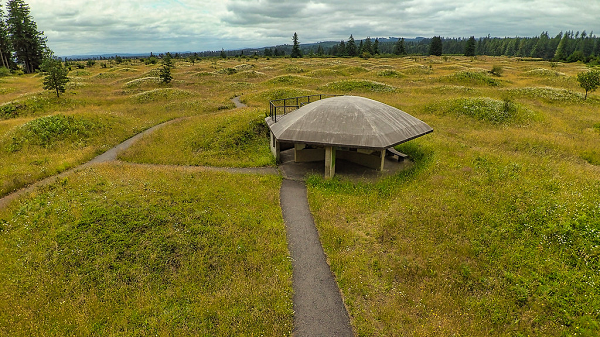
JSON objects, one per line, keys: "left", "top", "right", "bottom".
{"left": 307, "top": 138, "right": 600, "bottom": 336}
{"left": 0, "top": 164, "right": 292, "bottom": 336}
{"left": 427, "top": 97, "right": 537, "bottom": 124}
{"left": 119, "top": 107, "right": 274, "bottom": 167}
{"left": 320, "top": 79, "right": 396, "bottom": 93}
{"left": 1, "top": 56, "right": 600, "bottom": 336}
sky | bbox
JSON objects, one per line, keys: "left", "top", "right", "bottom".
{"left": 24, "top": 0, "right": 600, "bottom": 57}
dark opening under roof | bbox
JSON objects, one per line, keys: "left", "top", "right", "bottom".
{"left": 266, "top": 95, "right": 433, "bottom": 149}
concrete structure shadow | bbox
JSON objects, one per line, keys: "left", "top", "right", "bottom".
{"left": 278, "top": 148, "right": 414, "bottom": 181}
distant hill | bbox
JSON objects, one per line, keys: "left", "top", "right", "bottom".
{"left": 60, "top": 37, "right": 425, "bottom": 59}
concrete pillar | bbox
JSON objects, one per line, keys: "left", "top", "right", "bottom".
{"left": 379, "top": 149, "right": 386, "bottom": 171}
{"left": 325, "top": 146, "right": 336, "bottom": 178}
{"left": 270, "top": 132, "right": 280, "bottom": 162}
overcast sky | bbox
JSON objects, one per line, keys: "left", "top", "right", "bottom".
{"left": 26, "top": 0, "right": 600, "bottom": 56}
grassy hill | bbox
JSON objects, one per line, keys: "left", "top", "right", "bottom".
{"left": 1, "top": 55, "right": 599, "bottom": 336}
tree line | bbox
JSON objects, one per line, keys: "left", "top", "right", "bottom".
{"left": 314, "top": 31, "right": 600, "bottom": 63}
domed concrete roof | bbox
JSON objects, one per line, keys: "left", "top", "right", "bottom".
{"left": 267, "top": 95, "right": 433, "bottom": 149}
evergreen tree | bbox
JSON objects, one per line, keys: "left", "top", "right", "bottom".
{"left": 220, "top": 49, "right": 226, "bottom": 58}
{"left": 264, "top": 48, "right": 272, "bottom": 57}
{"left": 6, "top": 0, "right": 47, "bottom": 73}
{"left": 41, "top": 58, "right": 69, "bottom": 98}
{"left": 159, "top": 54, "right": 173, "bottom": 84}
{"left": 364, "top": 37, "right": 373, "bottom": 54}
{"left": 373, "top": 38, "right": 380, "bottom": 55}
{"left": 358, "top": 40, "right": 364, "bottom": 54}
{"left": 0, "top": 4, "right": 14, "bottom": 69}
{"left": 429, "top": 36, "right": 443, "bottom": 56}
{"left": 291, "top": 32, "right": 302, "bottom": 58}
{"left": 393, "top": 37, "right": 406, "bottom": 55}
{"left": 554, "top": 33, "right": 569, "bottom": 60}
{"left": 338, "top": 40, "right": 347, "bottom": 56}
{"left": 316, "top": 44, "right": 324, "bottom": 56}
{"left": 464, "top": 36, "right": 476, "bottom": 56}
{"left": 346, "top": 34, "right": 357, "bottom": 57}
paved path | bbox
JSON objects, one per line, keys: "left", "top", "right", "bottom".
{"left": 0, "top": 97, "right": 355, "bottom": 336}
{"left": 280, "top": 179, "right": 354, "bottom": 336}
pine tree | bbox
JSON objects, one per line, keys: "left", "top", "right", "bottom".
{"left": 373, "top": 38, "right": 380, "bottom": 55}
{"left": 393, "top": 38, "right": 406, "bottom": 55}
{"left": 429, "top": 36, "right": 443, "bottom": 56}
{"left": 464, "top": 36, "right": 476, "bottom": 56}
{"left": 338, "top": 40, "right": 346, "bottom": 56}
{"left": 0, "top": 4, "right": 14, "bottom": 69}
{"left": 291, "top": 32, "right": 302, "bottom": 58}
{"left": 41, "top": 58, "right": 69, "bottom": 98}
{"left": 316, "top": 44, "right": 324, "bottom": 56}
{"left": 159, "top": 54, "right": 173, "bottom": 84}
{"left": 364, "top": 37, "right": 373, "bottom": 55}
{"left": 346, "top": 35, "right": 357, "bottom": 57}
{"left": 220, "top": 49, "right": 226, "bottom": 58}
{"left": 6, "top": 0, "right": 47, "bottom": 73}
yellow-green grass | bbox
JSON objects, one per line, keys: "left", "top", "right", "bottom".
{"left": 0, "top": 163, "right": 292, "bottom": 336}
{"left": 0, "top": 63, "right": 241, "bottom": 197}
{"left": 118, "top": 107, "right": 274, "bottom": 167}
{"left": 2, "top": 56, "right": 600, "bottom": 336}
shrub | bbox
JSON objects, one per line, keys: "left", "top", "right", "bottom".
{"left": 0, "top": 67, "right": 11, "bottom": 77}
{"left": 321, "top": 79, "right": 396, "bottom": 92}
{"left": 9, "top": 114, "right": 103, "bottom": 151}
{"left": 429, "top": 97, "right": 535, "bottom": 124}
{"left": 490, "top": 65, "right": 504, "bottom": 76}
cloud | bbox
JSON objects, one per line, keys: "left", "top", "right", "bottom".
{"left": 22, "top": 0, "right": 600, "bottom": 56}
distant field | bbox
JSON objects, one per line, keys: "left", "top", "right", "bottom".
{"left": 1, "top": 56, "right": 599, "bottom": 336}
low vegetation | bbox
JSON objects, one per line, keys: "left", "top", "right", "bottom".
{"left": 0, "top": 165, "right": 292, "bottom": 335}
{"left": 1, "top": 56, "right": 599, "bottom": 336}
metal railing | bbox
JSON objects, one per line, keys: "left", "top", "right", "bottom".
{"left": 269, "top": 94, "right": 341, "bottom": 122}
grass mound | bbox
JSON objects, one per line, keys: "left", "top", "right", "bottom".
{"left": 0, "top": 165, "right": 292, "bottom": 335}
{"left": 133, "top": 88, "right": 193, "bottom": 103}
{"left": 123, "top": 77, "right": 160, "bottom": 88}
{"left": 264, "top": 75, "right": 313, "bottom": 86}
{"left": 441, "top": 70, "right": 501, "bottom": 86}
{"left": 8, "top": 114, "right": 103, "bottom": 151}
{"left": 306, "top": 69, "right": 343, "bottom": 78}
{"left": 246, "top": 88, "right": 317, "bottom": 105}
{"left": 376, "top": 69, "right": 405, "bottom": 78}
{"left": 119, "top": 108, "right": 274, "bottom": 167}
{"left": 321, "top": 79, "right": 396, "bottom": 93}
{"left": 505, "top": 87, "right": 583, "bottom": 102}
{"left": 429, "top": 97, "right": 536, "bottom": 124}
{"left": 232, "top": 70, "right": 266, "bottom": 79}
{"left": 523, "top": 68, "right": 565, "bottom": 77}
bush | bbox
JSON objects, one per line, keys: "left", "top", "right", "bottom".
{"left": 490, "top": 65, "right": 504, "bottom": 76}
{"left": 9, "top": 114, "right": 103, "bottom": 151}
{"left": 430, "top": 97, "right": 535, "bottom": 124}
{"left": 0, "top": 67, "right": 11, "bottom": 77}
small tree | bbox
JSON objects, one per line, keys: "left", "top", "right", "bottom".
{"left": 291, "top": 32, "right": 302, "bottom": 58}
{"left": 577, "top": 70, "right": 600, "bottom": 100}
{"left": 41, "top": 58, "right": 69, "bottom": 98}
{"left": 159, "top": 55, "right": 173, "bottom": 84}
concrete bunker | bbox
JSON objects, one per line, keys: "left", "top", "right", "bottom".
{"left": 266, "top": 95, "right": 433, "bottom": 178}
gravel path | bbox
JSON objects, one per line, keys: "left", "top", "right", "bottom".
{"left": 280, "top": 179, "right": 354, "bottom": 336}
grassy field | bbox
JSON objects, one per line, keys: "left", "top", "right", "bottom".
{"left": 1, "top": 55, "right": 599, "bottom": 336}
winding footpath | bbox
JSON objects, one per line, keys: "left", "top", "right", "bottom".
{"left": 0, "top": 98, "right": 354, "bottom": 336}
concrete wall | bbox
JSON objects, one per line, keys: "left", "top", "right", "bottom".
{"left": 337, "top": 149, "right": 384, "bottom": 170}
